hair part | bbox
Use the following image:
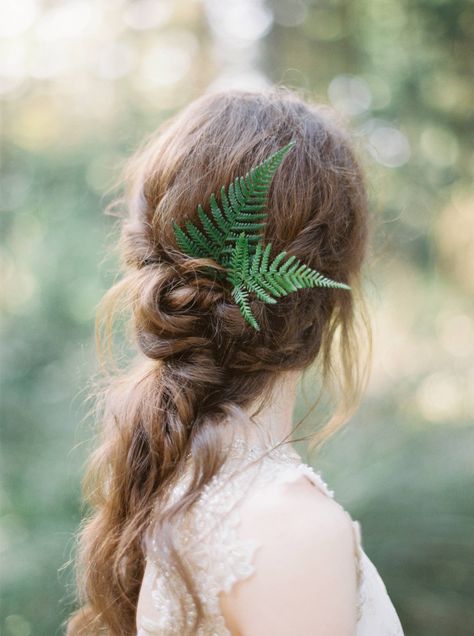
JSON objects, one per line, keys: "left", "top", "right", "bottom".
{"left": 66, "top": 85, "right": 373, "bottom": 635}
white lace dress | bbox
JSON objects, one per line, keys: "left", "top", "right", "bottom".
{"left": 136, "top": 436, "right": 404, "bottom": 635}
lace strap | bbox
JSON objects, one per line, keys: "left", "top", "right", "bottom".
{"left": 288, "top": 462, "right": 336, "bottom": 498}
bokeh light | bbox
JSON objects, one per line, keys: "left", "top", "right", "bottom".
{"left": 1, "top": 1, "right": 472, "bottom": 635}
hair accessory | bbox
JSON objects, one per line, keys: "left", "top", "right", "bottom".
{"left": 171, "top": 140, "right": 351, "bottom": 331}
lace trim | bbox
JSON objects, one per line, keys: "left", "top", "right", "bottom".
{"left": 139, "top": 440, "right": 366, "bottom": 634}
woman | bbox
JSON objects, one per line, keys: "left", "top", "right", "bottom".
{"left": 67, "top": 86, "right": 405, "bottom": 635}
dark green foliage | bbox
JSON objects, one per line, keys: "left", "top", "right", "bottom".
{"left": 172, "top": 141, "right": 351, "bottom": 330}
{"left": 173, "top": 141, "right": 298, "bottom": 264}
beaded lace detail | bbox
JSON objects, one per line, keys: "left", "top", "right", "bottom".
{"left": 136, "top": 436, "right": 404, "bottom": 636}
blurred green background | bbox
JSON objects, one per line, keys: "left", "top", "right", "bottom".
{"left": 1, "top": 1, "right": 473, "bottom": 634}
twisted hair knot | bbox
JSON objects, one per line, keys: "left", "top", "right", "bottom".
{"left": 134, "top": 261, "right": 224, "bottom": 361}
{"left": 133, "top": 257, "right": 307, "bottom": 374}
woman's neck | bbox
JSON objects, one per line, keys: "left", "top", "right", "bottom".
{"left": 220, "top": 370, "right": 302, "bottom": 449}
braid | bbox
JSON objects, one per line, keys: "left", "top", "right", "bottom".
{"left": 67, "top": 87, "right": 372, "bottom": 635}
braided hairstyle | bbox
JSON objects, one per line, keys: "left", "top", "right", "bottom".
{"left": 66, "top": 86, "right": 373, "bottom": 635}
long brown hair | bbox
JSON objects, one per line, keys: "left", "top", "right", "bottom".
{"left": 66, "top": 86, "right": 373, "bottom": 635}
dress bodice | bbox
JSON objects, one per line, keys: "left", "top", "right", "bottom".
{"left": 136, "top": 435, "right": 404, "bottom": 635}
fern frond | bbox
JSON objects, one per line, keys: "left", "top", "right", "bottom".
{"left": 229, "top": 232, "right": 250, "bottom": 280}
{"left": 231, "top": 284, "right": 260, "bottom": 331}
{"left": 252, "top": 244, "right": 351, "bottom": 302}
{"left": 251, "top": 241, "right": 264, "bottom": 277}
{"left": 171, "top": 140, "right": 351, "bottom": 332}
{"left": 184, "top": 221, "right": 221, "bottom": 260}
{"left": 232, "top": 239, "right": 352, "bottom": 330}
{"left": 172, "top": 140, "right": 296, "bottom": 269}
{"left": 172, "top": 221, "right": 209, "bottom": 258}
{"left": 197, "top": 203, "right": 225, "bottom": 245}
{"left": 245, "top": 277, "right": 278, "bottom": 304}
{"left": 220, "top": 140, "right": 297, "bottom": 262}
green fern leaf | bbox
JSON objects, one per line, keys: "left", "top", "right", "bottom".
{"left": 172, "top": 221, "right": 209, "bottom": 258}
{"left": 172, "top": 140, "right": 296, "bottom": 269}
{"left": 220, "top": 140, "right": 297, "bottom": 262}
{"left": 231, "top": 283, "right": 260, "bottom": 331}
{"left": 171, "top": 140, "right": 351, "bottom": 332}
{"left": 229, "top": 232, "right": 250, "bottom": 280}
{"left": 197, "top": 203, "right": 225, "bottom": 246}
{"left": 254, "top": 244, "right": 351, "bottom": 304}
{"left": 230, "top": 239, "right": 351, "bottom": 330}
{"left": 245, "top": 277, "right": 278, "bottom": 304}
{"left": 184, "top": 221, "right": 221, "bottom": 260}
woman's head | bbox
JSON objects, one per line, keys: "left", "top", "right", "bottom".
{"left": 121, "top": 86, "right": 370, "bottom": 424}
{"left": 67, "top": 86, "right": 373, "bottom": 635}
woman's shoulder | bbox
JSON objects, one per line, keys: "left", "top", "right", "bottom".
{"left": 219, "top": 462, "right": 360, "bottom": 634}
{"left": 237, "top": 457, "right": 355, "bottom": 537}
{"left": 235, "top": 449, "right": 360, "bottom": 549}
